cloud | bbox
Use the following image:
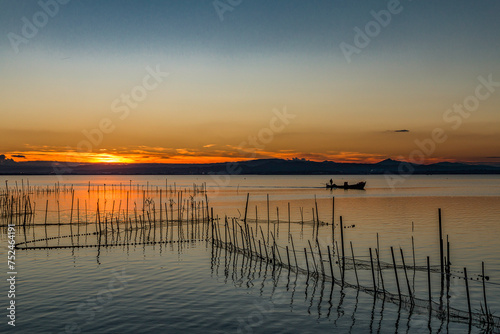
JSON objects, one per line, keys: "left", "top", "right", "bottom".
{"left": 12, "top": 154, "right": 26, "bottom": 158}
{"left": 393, "top": 129, "right": 410, "bottom": 133}
{"left": 0, "top": 154, "right": 16, "bottom": 165}
{"left": 203, "top": 144, "right": 216, "bottom": 148}
{"left": 176, "top": 148, "right": 194, "bottom": 155}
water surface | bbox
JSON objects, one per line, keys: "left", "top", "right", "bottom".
{"left": 1, "top": 175, "right": 499, "bottom": 333}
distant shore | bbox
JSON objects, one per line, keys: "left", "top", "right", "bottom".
{"left": 1, "top": 158, "right": 499, "bottom": 175}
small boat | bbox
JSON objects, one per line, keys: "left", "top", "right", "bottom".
{"left": 326, "top": 181, "right": 366, "bottom": 190}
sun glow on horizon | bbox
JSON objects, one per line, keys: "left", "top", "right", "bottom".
{"left": 86, "top": 154, "right": 135, "bottom": 164}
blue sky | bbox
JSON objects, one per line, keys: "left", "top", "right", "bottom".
{"left": 1, "top": 0, "right": 499, "bottom": 164}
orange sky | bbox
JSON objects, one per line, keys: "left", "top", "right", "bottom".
{"left": 1, "top": 146, "right": 484, "bottom": 165}
{"left": 1, "top": 2, "right": 500, "bottom": 166}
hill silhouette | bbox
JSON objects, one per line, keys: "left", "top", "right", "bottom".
{"left": 0, "top": 158, "right": 498, "bottom": 175}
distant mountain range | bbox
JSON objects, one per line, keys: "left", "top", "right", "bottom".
{"left": 0, "top": 158, "right": 499, "bottom": 175}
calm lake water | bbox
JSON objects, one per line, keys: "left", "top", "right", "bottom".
{"left": 1, "top": 174, "right": 499, "bottom": 333}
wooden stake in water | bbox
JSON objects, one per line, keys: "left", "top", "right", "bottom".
{"left": 260, "top": 227, "right": 269, "bottom": 260}
{"left": 308, "top": 240, "right": 318, "bottom": 275}
{"left": 244, "top": 193, "right": 249, "bottom": 224}
{"left": 438, "top": 208, "right": 444, "bottom": 274}
{"left": 258, "top": 239, "right": 262, "bottom": 259}
{"left": 286, "top": 246, "right": 291, "bottom": 270}
{"left": 276, "top": 207, "right": 279, "bottom": 237}
{"left": 482, "top": 261, "right": 489, "bottom": 318}
{"left": 57, "top": 200, "right": 60, "bottom": 225}
{"left": 464, "top": 267, "right": 471, "bottom": 323}
{"left": 224, "top": 216, "right": 228, "bottom": 246}
{"left": 312, "top": 208, "right": 315, "bottom": 237}
{"left": 331, "top": 196, "right": 335, "bottom": 245}
{"left": 267, "top": 194, "right": 270, "bottom": 242}
{"left": 446, "top": 235, "right": 450, "bottom": 276}
{"left": 369, "top": 248, "right": 377, "bottom": 293}
{"left": 304, "top": 248, "right": 310, "bottom": 274}
{"left": 255, "top": 205, "right": 258, "bottom": 236}
{"left": 391, "top": 246, "right": 401, "bottom": 301}
{"left": 327, "top": 245, "right": 335, "bottom": 281}
{"left": 375, "top": 248, "right": 385, "bottom": 293}
{"left": 251, "top": 227, "right": 258, "bottom": 257}
{"left": 44, "top": 199, "right": 48, "bottom": 226}
{"left": 400, "top": 248, "right": 413, "bottom": 303}
{"left": 288, "top": 202, "right": 290, "bottom": 238}
{"left": 340, "top": 216, "right": 345, "bottom": 280}
{"left": 350, "top": 242, "right": 359, "bottom": 287}
{"left": 77, "top": 198, "right": 80, "bottom": 237}
{"left": 314, "top": 195, "right": 319, "bottom": 229}
{"left": 316, "top": 239, "right": 325, "bottom": 277}
{"left": 271, "top": 239, "right": 276, "bottom": 268}
{"left": 411, "top": 236, "right": 416, "bottom": 271}
{"left": 336, "top": 241, "right": 343, "bottom": 285}
{"left": 44, "top": 200, "right": 48, "bottom": 246}
{"left": 427, "top": 256, "right": 432, "bottom": 305}
{"left": 290, "top": 234, "right": 298, "bottom": 269}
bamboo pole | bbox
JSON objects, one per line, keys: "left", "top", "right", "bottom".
{"left": 308, "top": 240, "right": 318, "bottom": 275}
{"left": 391, "top": 246, "right": 401, "bottom": 301}
{"left": 255, "top": 205, "right": 258, "bottom": 237}
{"left": 411, "top": 236, "right": 416, "bottom": 271}
{"left": 304, "top": 248, "right": 310, "bottom": 274}
{"left": 286, "top": 246, "right": 291, "bottom": 270}
{"left": 251, "top": 227, "right": 258, "bottom": 258}
{"left": 77, "top": 198, "right": 80, "bottom": 237}
{"left": 335, "top": 241, "right": 343, "bottom": 285}
{"left": 314, "top": 195, "right": 319, "bottom": 228}
{"left": 447, "top": 236, "right": 450, "bottom": 276}
{"left": 375, "top": 248, "right": 385, "bottom": 293}
{"left": 350, "top": 241, "right": 359, "bottom": 287}
{"left": 290, "top": 234, "right": 298, "bottom": 269}
{"left": 244, "top": 193, "right": 249, "bottom": 224}
{"left": 400, "top": 248, "right": 413, "bottom": 303}
{"left": 288, "top": 202, "right": 290, "bottom": 238}
{"left": 258, "top": 240, "right": 262, "bottom": 259}
{"left": 316, "top": 239, "right": 325, "bottom": 277}
{"left": 464, "top": 267, "right": 471, "bottom": 323}
{"left": 427, "top": 256, "right": 432, "bottom": 305}
{"left": 44, "top": 199, "right": 48, "bottom": 225}
{"left": 331, "top": 196, "right": 335, "bottom": 245}
{"left": 340, "top": 216, "right": 345, "bottom": 281}
{"left": 369, "top": 248, "right": 377, "bottom": 293}
{"left": 438, "top": 208, "right": 444, "bottom": 274}
{"left": 327, "top": 245, "right": 334, "bottom": 281}
{"left": 267, "top": 194, "right": 270, "bottom": 243}
{"left": 482, "top": 261, "right": 489, "bottom": 318}
{"left": 260, "top": 226, "right": 269, "bottom": 260}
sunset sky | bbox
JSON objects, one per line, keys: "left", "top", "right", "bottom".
{"left": 1, "top": 0, "right": 499, "bottom": 165}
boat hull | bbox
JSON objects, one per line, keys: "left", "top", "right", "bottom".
{"left": 326, "top": 181, "right": 366, "bottom": 190}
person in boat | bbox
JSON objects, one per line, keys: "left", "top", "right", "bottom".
{"left": 329, "top": 179, "right": 333, "bottom": 186}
